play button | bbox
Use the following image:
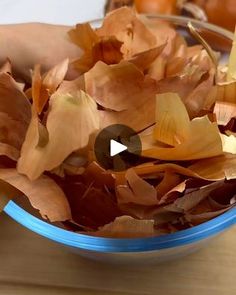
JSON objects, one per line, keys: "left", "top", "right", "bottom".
{"left": 110, "top": 139, "right": 127, "bottom": 157}
{"left": 94, "top": 124, "right": 142, "bottom": 172}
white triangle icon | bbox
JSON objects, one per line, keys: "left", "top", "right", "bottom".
{"left": 110, "top": 139, "right": 128, "bottom": 157}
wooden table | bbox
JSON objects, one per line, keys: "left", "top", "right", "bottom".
{"left": 0, "top": 212, "right": 235, "bottom": 295}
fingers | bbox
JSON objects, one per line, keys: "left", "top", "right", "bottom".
{"left": 0, "top": 23, "right": 81, "bottom": 81}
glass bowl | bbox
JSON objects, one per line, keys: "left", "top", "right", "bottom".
{"left": 4, "top": 15, "right": 236, "bottom": 264}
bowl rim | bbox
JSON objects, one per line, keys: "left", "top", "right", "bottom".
{"left": 4, "top": 201, "right": 236, "bottom": 252}
{"left": 91, "top": 13, "right": 234, "bottom": 41}
{"left": 4, "top": 15, "right": 236, "bottom": 253}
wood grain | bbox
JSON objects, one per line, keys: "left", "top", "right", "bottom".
{"left": 0, "top": 212, "right": 235, "bottom": 295}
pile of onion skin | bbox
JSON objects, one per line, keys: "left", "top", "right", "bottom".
{"left": 0, "top": 7, "right": 236, "bottom": 238}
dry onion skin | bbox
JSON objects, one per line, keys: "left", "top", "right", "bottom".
{"left": 0, "top": 7, "right": 235, "bottom": 238}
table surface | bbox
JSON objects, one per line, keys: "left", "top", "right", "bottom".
{"left": 0, "top": 213, "right": 235, "bottom": 295}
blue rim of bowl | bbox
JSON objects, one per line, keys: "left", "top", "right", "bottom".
{"left": 4, "top": 201, "right": 236, "bottom": 252}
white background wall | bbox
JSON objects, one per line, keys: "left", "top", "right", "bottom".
{"left": 0, "top": 0, "right": 106, "bottom": 24}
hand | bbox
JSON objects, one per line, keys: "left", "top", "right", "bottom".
{"left": 0, "top": 23, "right": 81, "bottom": 81}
